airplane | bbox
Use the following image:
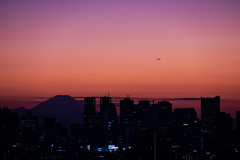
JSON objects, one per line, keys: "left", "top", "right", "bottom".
{"left": 157, "top": 58, "right": 161, "bottom": 60}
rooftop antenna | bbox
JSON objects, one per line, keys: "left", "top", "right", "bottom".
{"left": 108, "top": 92, "right": 110, "bottom": 97}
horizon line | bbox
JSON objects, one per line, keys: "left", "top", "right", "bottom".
{"left": 1, "top": 95, "right": 239, "bottom": 101}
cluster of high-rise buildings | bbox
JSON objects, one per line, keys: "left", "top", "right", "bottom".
{"left": 0, "top": 96, "right": 240, "bottom": 160}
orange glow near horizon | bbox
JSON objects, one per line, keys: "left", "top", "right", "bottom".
{"left": 0, "top": 0, "right": 240, "bottom": 102}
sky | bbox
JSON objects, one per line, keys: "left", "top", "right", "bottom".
{"left": 0, "top": 0, "right": 240, "bottom": 114}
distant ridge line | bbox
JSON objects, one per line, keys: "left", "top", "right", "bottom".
{"left": 73, "top": 97, "right": 201, "bottom": 101}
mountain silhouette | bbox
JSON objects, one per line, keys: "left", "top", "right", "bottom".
{"left": 12, "top": 106, "right": 29, "bottom": 115}
{"left": 31, "top": 95, "right": 84, "bottom": 127}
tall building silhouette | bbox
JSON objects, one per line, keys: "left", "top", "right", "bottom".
{"left": 84, "top": 96, "right": 112, "bottom": 146}
{"left": 201, "top": 96, "right": 220, "bottom": 151}
{"left": 155, "top": 101, "right": 172, "bottom": 126}
{"left": 219, "top": 112, "right": 232, "bottom": 136}
{"left": 100, "top": 96, "right": 111, "bottom": 122}
{"left": 21, "top": 110, "right": 38, "bottom": 146}
{"left": 236, "top": 110, "right": 240, "bottom": 132}
{"left": 0, "top": 107, "right": 20, "bottom": 150}
{"left": 201, "top": 96, "right": 220, "bottom": 133}
{"left": 84, "top": 97, "right": 96, "bottom": 125}
{"left": 83, "top": 97, "right": 104, "bottom": 146}
{"left": 43, "top": 118, "right": 68, "bottom": 146}
{"left": 120, "top": 97, "right": 136, "bottom": 126}
{"left": 119, "top": 97, "right": 136, "bottom": 147}
{"left": 99, "top": 96, "right": 118, "bottom": 145}
{"left": 105, "top": 103, "right": 118, "bottom": 144}
{"left": 136, "top": 100, "right": 153, "bottom": 128}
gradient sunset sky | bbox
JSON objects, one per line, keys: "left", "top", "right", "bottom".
{"left": 1, "top": 0, "right": 240, "bottom": 103}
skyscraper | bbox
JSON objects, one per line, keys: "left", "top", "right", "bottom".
{"left": 0, "top": 107, "right": 20, "bottom": 149}
{"left": 120, "top": 98, "right": 136, "bottom": 126}
{"left": 155, "top": 101, "right": 172, "bottom": 126}
{"left": 201, "top": 96, "right": 220, "bottom": 133}
{"left": 100, "top": 96, "right": 111, "bottom": 119}
{"left": 97, "top": 96, "right": 113, "bottom": 146}
{"left": 219, "top": 112, "right": 232, "bottom": 136}
{"left": 119, "top": 97, "right": 136, "bottom": 147}
{"left": 137, "top": 100, "right": 153, "bottom": 128}
{"left": 84, "top": 97, "right": 96, "bottom": 125}
{"left": 84, "top": 97, "right": 103, "bottom": 146}
{"left": 236, "top": 110, "right": 240, "bottom": 132}
{"left": 105, "top": 103, "right": 118, "bottom": 144}
{"left": 201, "top": 96, "right": 220, "bottom": 151}
{"left": 21, "top": 111, "right": 38, "bottom": 145}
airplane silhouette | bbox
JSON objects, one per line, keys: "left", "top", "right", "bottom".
{"left": 157, "top": 58, "right": 161, "bottom": 60}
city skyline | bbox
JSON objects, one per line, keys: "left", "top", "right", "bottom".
{"left": 1, "top": 95, "right": 239, "bottom": 159}
{"left": 1, "top": 1, "right": 240, "bottom": 159}
{"left": 0, "top": 0, "right": 240, "bottom": 102}
{"left": 1, "top": 94, "right": 239, "bottom": 119}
